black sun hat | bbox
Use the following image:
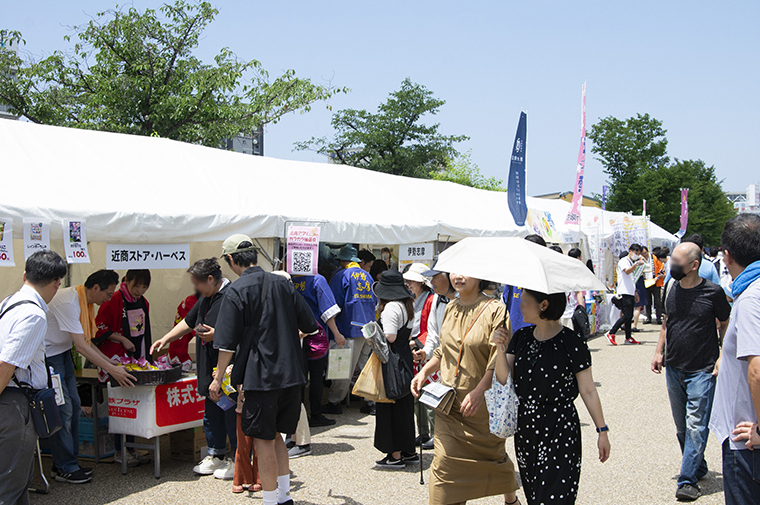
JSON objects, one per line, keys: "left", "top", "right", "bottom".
{"left": 372, "top": 269, "right": 414, "bottom": 300}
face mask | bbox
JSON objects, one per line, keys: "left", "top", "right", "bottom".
{"left": 670, "top": 263, "right": 688, "bottom": 281}
{"left": 382, "top": 253, "right": 390, "bottom": 262}
{"left": 631, "top": 254, "right": 641, "bottom": 261}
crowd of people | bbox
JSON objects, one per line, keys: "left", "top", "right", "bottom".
{"left": 1, "top": 214, "right": 759, "bottom": 505}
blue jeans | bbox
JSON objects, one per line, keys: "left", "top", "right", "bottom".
{"left": 665, "top": 366, "right": 715, "bottom": 487}
{"left": 204, "top": 394, "right": 237, "bottom": 457}
{"left": 722, "top": 439, "right": 760, "bottom": 505}
{"left": 46, "top": 351, "right": 81, "bottom": 474}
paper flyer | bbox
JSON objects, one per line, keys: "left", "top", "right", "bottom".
{"left": 0, "top": 217, "right": 15, "bottom": 267}
{"left": 62, "top": 218, "right": 91, "bottom": 264}
{"left": 286, "top": 225, "right": 320, "bottom": 276}
{"left": 23, "top": 218, "right": 51, "bottom": 260}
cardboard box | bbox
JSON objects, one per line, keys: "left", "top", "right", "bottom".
{"left": 170, "top": 427, "right": 205, "bottom": 462}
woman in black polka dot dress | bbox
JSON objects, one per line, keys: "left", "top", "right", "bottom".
{"left": 493, "top": 289, "right": 610, "bottom": 505}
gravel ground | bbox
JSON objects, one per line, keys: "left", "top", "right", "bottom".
{"left": 30, "top": 325, "right": 727, "bottom": 504}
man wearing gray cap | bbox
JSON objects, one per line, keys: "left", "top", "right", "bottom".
{"left": 210, "top": 234, "right": 319, "bottom": 505}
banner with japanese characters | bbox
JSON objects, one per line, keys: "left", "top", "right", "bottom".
{"left": 62, "top": 218, "right": 91, "bottom": 264}
{"left": 0, "top": 217, "right": 15, "bottom": 267}
{"left": 106, "top": 243, "right": 190, "bottom": 269}
{"left": 23, "top": 218, "right": 50, "bottom": 260}
{"left": 286, "top": 225, "right": 320, "bottom": 276}
{"left": 399, "top": 242, "right": 434, "bottom": 269}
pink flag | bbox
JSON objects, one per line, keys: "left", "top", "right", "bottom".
{"left": 565, "top": 82, "right": 586, "bottom": 226}
{"left": 675, "top": 188, "right": 689, "bottom": 238}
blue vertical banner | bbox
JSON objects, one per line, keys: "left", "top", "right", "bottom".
{"left": 602, "top": 185, "right": 608, "bottom": 211}
{"left": 507, "top": 112, "right": 528, "bottom": 226}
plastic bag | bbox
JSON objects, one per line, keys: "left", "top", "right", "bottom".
{"left": 484, "top": 372, "right": 519, "bottom": 438}
{"left": 360, "top": 321, "right": 389, "bottom": 364}
{"left": 352, "top": 352, "right": 394, "bottom": 404}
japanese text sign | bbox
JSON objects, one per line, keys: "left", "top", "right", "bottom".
{"left": 106, "top": 243, "right": 190, "bottom": 269}
{"left": 286, "top": 225, "right": 320, "bottom": 276}
{"left": 399, "top": 243, "right": 433, "bottom": 262}
{"left": 155, "top": 379, "right": 205, "bottom": 427}
{"left": 0, "top": 217, "right": 15, "bottom": 267}
{"left": 62, "top": 218, "right": 91, "bottom": 264}
{"left": 23, "top": 218, "right": 50, "bottom": 260}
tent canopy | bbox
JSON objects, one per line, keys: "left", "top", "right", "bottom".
{"left": 0, "top": 120, "right": 678, "bottom": 246}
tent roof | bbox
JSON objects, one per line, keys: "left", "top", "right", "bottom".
{"left": 0, "top": 120, "right": 525, "bottom": 244}
{"left": 0, "top": 120, "right": 678, "bottom": 246}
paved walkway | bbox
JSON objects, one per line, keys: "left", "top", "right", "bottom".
{"left": 30, "top": 325, "right": 727, "bottom": 504}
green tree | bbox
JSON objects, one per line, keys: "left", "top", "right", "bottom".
{"left": 430, "top": 151, "right": 504, "bottom": 191}
{"left": 295, "top": 78, "right": 468, "bottom": 178}
{"left": 588, "top": 113, "right": 669, "bottom": 213}
{"left": 638, "top": 159, "right": 735, "bottom": 244}
{"left": 589, "top": 113, "right": 735, "bottom": 244}
{"left": 0, "top": 2, "right": 344, "bottom": 146}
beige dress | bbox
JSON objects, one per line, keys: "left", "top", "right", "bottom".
{"left": 429, "top": 295, "right": 518, "bottom": 505}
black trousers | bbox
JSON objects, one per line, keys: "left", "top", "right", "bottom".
{"left": 301, "top": 347, "right": 327, "bottom": 418}
{"left": 610, "top": 294, "right": 635, "bottom": 338}
{"left": 646, "top": 285, "right": 663, "bottom": 322}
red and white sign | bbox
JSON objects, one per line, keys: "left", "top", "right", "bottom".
{"left": 155, "top": 380, "right": 205, "bottom": 427}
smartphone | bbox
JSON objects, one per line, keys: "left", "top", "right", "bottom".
{"left": 413, "top": 338, "right": 424, "bottom": 350}
{"left": 194, "top": 324, "right": 209, "bottom": 335}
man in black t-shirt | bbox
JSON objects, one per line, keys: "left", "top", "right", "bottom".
{"left": 209, "top": 234, "right": 318, "bottom": 505}
{"left": 651, "top": 242, "right": 731, "bottom": 502}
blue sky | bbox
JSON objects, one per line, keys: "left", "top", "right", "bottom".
{"left": 5, "top": 1, "right": 759, "bottom": 196}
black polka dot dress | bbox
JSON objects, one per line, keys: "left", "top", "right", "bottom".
{"left": 506, "top": 326, "right": 592, "bottom": 505}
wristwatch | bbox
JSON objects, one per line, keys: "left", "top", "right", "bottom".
{"left": 596, "top": 425, "right": 609, "bottom": 433}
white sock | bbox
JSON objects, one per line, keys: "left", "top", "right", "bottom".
{"left": 262, "top": 489, "right": 277, "bottom": 505}
{"left": 277, "top": 474, "right": 291, "bottom": 503}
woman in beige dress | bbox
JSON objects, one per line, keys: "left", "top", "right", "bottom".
{"left": 412, "top": 273, "right": 520, "bottom": 505}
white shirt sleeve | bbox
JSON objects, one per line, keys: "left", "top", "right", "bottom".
{"left": 381, "top": 301, "right": 407, "bottom": 335}
{"left": 50, "top": 290, "right": 84, "bottom": 334}
{"left": 422, "top": 295, "right": 442, "bottom": 360}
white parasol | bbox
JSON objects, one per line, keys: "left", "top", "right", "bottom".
{"left": 434, "top": 237, "right": 607, "bottom": 294}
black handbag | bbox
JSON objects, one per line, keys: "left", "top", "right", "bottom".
{"left": 572, "top": 305, "right": 591, "bottom": 341}
{"left": 382, "top": 346, "right": 414, "bottom": 400}
{"left": 1, "top": 298, "right": 63, "bottom": 438}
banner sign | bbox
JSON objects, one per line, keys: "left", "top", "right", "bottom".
{"left": 602, "top": 185, "right": 607, "bottom": 211}
{"left": 155, "top": 378, "right": 205, "bottom": 427}
{"left": 675, "top": 188, "right": 689, "bottom": 238}
{"left": 62, "top": 219, "right": 91, "bottom": 264}
{"left": 23, "top": 218, "right": 50, "bottom": 260}
{"left": 610, "top": 216, "right": 649, "bottom": 258}
{"left": 0, "top": 217, "right": 14, "bottom": 267}
{"left": 507, "top": 112, "right": 528, "bottom": 226}
{"left": 642, "top": 199, "right": 647, "bottom": 217}
{"left": 106, "top": 243, "right": 190, "bottom": 269}
{"left": 565, "top": 82, "right": 587, "bottom": 226}
{"left": 286, "top": 225, "right": 320, "bottom": 276}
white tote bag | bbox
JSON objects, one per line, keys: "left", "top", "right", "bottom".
{"left": 484, "top": 372, "right": 519, "bottom": 438}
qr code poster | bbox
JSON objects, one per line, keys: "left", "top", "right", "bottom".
{"left": 286, "top": 226, "right": 320, "bottom": 276}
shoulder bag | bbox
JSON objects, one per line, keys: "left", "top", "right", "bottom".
{"left": 1, "top": 299, "right": 63, "bottom": 438}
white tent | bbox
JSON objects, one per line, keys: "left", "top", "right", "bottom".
{"left": 0, "top": 120, "right": 527, "bottom": 245}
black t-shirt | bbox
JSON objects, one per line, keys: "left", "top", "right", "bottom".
{"left": 185, "top": 281, "right": 230, "bottom": 396}
{"left": 664, "top": 278, "right": 731, "bottom": 373}
{"left": 214, "top": 267, "right": 318, "bottom": 392}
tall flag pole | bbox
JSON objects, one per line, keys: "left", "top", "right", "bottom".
{"left": 565, "top": 82, "right": 587, "bottom": 226}
{"left": 675, "top": 188, "right": 689, "bottom": 238}
{"left": 507, "top": 112, "right": 528, "bottom": 226}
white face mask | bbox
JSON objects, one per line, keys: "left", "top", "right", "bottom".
{"left": 631, "top": 254, "right": 641, "bottom": 261}
{"left": 382, "top": 253, "right": 390, "bottom": 262}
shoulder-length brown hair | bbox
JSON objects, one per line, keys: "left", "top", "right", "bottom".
{"left": 379, "top": 297, "right": 415, "bottom": 323}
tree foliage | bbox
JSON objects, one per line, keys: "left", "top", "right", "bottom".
{"left": 0, "top": 1, "right": 344, "bottom": 146}
{"left": 295, "top": 78, "right": 468, "bottom": 178}
{"left": 588, "top": 113, "right": 734, "bottom": 244}
{"left": 431, "top": 151, "right": 504, "bottom": 191}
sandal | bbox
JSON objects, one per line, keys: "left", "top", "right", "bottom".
{"left": 506, "top": 498, "right": 521, "bottom": 505}
{"left": 251, "top": 484, "right": 262, "bottom": 492}
{"left": 232, "top": 485, "right": 245, "bottom": 494}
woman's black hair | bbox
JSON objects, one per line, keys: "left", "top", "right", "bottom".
{"left": 188, "top": 258, "right": 223, "bottom": 282}
{"left": 369, "top": 259, "right": 388, "bottom": 282}
{"left": 224, "top": 241, "right": 258, "bottom": 267}
{"left": 125, "top": 269, "right": 151, "bottom": 288}
{"left": 568, "top": 248, "right": 582, "bottom": 259}
{"left": 25, "top": 251, "right": 67, "bottom": 286}
{"left": 523, "top": 289, "right": 566, "bottom": 321}
{"left": 84, "top": 269, "right": 119, "bottom": 290}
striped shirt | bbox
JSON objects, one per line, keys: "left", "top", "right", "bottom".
{"left": 0, "top": 284, "right": 49, "bottom": 390}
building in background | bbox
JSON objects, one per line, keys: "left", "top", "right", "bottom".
{"left": 726, "top": 184, "right": 760, "bottom": 215}
{"left": 224, "top": 126, "right": 264, "bottom": 156}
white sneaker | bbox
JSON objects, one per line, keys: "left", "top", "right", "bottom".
{"left": 114, "top": 450, "right": 140, "bottom": 467}
{"left": 213, "top": 457, "right": 235, "bottom": 480}
{"left": 193, "top": 455, "right": 225, "bottom": 475}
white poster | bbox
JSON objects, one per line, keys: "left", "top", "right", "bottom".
{"left": 23, "top": 218, "right": 50, "bottom": 260}
{"left": 62, "top": 219, "right": 91, "bottom": 264}
{"left": 399, "top": 243, "right": 434, "bottom": 262}
{"left": 106, "top": 243, "right": 190, "bottom": 269}
{"left": 0, "top": 217, "right": 15, "bottom": 267}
